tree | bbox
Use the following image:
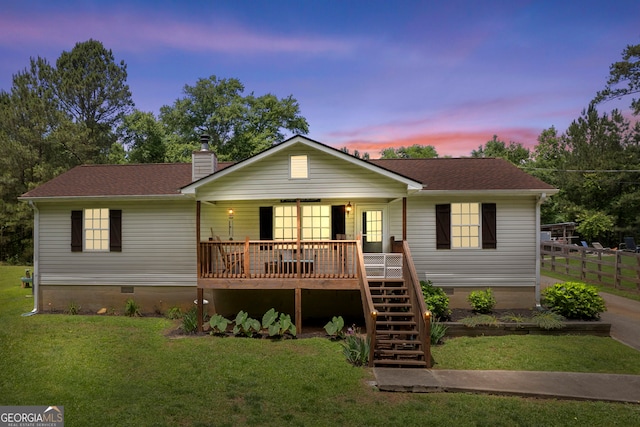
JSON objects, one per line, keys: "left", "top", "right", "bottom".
{"left": 160, "top": 76, "right": 309, "bottom": 161}
{"left": 471, "top": 135, "right": 530, "bottom": 165}
{"left": 380, "top": 144, "right": 438, "bottom": 159}
{"left": 119, "top": 110, "right": 166, "bottom": 163}
{"left": 0, "top": 39, "right": 133, "bottom": 262}
{"left": 593, "top": 43, "right": 640, "bottom": 115}
{"left": 339, "top": 147, "right": 370, "bottom": 160}
{"left": 575, "top": 210, "right": 615, "bottom": 243}
{"left": 48, "top": 39, "right": 134, "bottom": 163}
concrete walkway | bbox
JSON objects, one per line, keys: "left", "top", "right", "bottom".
{"left": 373, "top": 278, "right": 640, "bottom": 403}
{"left": 373, "top": 369, "right": 640, "bottom": 403}
{"left": 600, "top": 292, "right": 640, "bottom": 351}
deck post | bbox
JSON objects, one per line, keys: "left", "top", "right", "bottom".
{"left": 402, "top": 197, "right": 407, "bottom": 241}
{"left": 295, "top": 287, "right": 302, "bottom": 333}
{"left": 197, "top": 288, "right": 204, "bottom": 332}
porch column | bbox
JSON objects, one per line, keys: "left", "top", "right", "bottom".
{"left": 197, "top": 201, "right": 203, "bottom": 332}
{"left": 295, "top": 288, "right": 302, "bottom": 333}
{"left": 402, "top": 197, "right": 407, "bottom": 241}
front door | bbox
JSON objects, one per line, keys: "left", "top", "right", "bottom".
{"left": 359, "top": 207, "right": 385, "bottom": 253}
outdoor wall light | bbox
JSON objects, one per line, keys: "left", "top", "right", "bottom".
{"left": 228, "top": 208, "right": 234, "bottom": 217}
{"left": 346, "top": 202, "right": 352, "bottom": 215}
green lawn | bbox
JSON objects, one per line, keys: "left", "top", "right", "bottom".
{"left": 1, "top": 265, "right": 640, "bottom": 426}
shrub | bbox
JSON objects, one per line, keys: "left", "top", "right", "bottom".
{"left": 324, "top": 316, "right": 345, "bottom": 339}
{"left": 467, "top": 289, "right": 496, "bottom": 314}
{"left": 542, "top": 282, "right": 606, "bottom": 320}
{"left": 124, "top": 298, "right": 141, "bottom": 317}
{"left": 420, "top": 280, "right": 451, "bottom": 320}
{"left": 341, "top": 334, "right": 370, "bottom": 366}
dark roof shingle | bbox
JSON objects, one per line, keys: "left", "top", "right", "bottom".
{"left": 369, "top": 158, "right": 555, "bottom": 191}
{"left": 21, "top": 156, "right": 553, "bottom": 199}
{"left": 21, "top": 163, "right": 194, "bottom": 198}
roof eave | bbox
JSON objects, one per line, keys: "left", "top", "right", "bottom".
{"left": 18, "top": 194, "right": 194, "bottom": 203}
{"left": 415, "top": 188, "right": 559, "bottom": 197}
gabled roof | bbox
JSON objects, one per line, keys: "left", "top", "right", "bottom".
{"left": 20, "top": 136, "right": 555, "bottom": 200}
{"left": 181, "top": 135, "right": 424, "bottom": 194}
{"left": 369, "top": 158, "right": 556, "bottom": 191}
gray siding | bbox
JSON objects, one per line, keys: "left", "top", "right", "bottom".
{"left": 392, "top": 195, "right": 538, "bottom": 288}
{"left": 196, "top": 145, "right": 408, "bottom": 201}
{"left": 37, "top": 199, "right": 197, "bottom": 286}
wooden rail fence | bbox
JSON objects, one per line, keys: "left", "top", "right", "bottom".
{"left": 540, "top": 242, "right": 640, "bottom": 291}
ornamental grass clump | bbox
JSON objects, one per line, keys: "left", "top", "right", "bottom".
{"left": 542, "top": 282, "right": 606, "bottom": 320}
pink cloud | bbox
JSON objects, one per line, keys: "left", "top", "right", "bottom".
{"left": 0, "top": 10, "right": 357, "bottom": 55}
{"left": 329, "top": 127, "right": 542, "bottom": 158}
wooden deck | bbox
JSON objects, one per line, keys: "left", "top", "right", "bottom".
{"left": 198, "top": 239, "right": 359, "bottom": 289}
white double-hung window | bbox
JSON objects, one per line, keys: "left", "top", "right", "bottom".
{"left": 451, "top": 202, "right": 480, "bottom": 248}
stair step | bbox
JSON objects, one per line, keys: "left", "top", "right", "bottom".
{"left": 376, "top": 349, "right": 424, "bottom": 356}
{"left": 376, "top": 338, "right": 422, "bottom": 345}
{"left": 369, "top": 288, "right": 407, "bottom": 292}
{"left": 374, "top": 359, "right": 427, "bottom": 367}
{"left": 376, "top": 331, "right": 420, "bottom": 339}
{"left": 376, "top": 320, "right": 417, "bottom": 326}
{"left": 375, "top": 303, "right": 412, "bottom": 308}
{"left": 376, "top": 311, "right": 414, "bottom": 316}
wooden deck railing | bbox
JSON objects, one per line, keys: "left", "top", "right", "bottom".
{"left": 199, "top": 238, "right": 358, "bottom": 280}
{"left": 354, "top": 240, "right": 378, "bottom": 367}
{"left": 392, "top": 238, "right": 432, "bottom": 368}
{"left": 541, "top": 241, "right": 640, "bottom": 291}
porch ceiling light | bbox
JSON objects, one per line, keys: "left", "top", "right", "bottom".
{"left": 346, "top": 202, "right": 352, "bottom": 215}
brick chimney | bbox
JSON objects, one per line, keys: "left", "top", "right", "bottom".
{"left": 192, "top": 134, "right": 218, "bottom": 181}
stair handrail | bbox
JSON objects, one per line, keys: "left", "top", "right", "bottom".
{"left": 355, "top": 240, "right": 378, "bottom": 367}
{"left": 393, "top": 238, "right": 432, "bottom": 368}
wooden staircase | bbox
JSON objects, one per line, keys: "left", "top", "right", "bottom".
{"left": 369, "top": 279, "right": 429, "bottom": 368}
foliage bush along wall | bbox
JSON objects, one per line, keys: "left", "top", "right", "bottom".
{"left": 420, "top": 280, "right": 451, "bottom": 320}
{"left": 467, "top": 289, "right": 496, "bottom": 314}
{"left": 542, "top": 282, "right": 606, "bottom": 320}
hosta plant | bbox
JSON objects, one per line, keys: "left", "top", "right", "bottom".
{"left": 324, "top": 315, "right": 345, "bottom": 340}
{"left": 209, "top": 314, "right": 232, "bottom": 335}
{"left": 261, "top": 308, "right": 297, "bottom": 338}
{"left": 233, "top": 310, "right": 261, "bottom": 337}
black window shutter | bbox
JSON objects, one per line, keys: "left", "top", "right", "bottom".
{"left": 71, "top": 210, "right": 83, "bottom": 252}
{"left": 109, "top": 210, "right": 122, "bottom": 252}
{"left": 435, "top": 204, "right": 451, "bottom": 249}
{"left": 331, "top": 205, "right": 346, "bottom": 239}
{"left": 482, "top": 203, "right": 497, "bottom": 249}
{"left": 259, "top": 207, "right": 273, "bottom": 240}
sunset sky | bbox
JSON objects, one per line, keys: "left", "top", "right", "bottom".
{"left": 1, "top": 0, "right": 638, "bottom": 157}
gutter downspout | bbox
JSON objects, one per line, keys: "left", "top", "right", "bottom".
{"left": 535, "top": 193, "right": 547, "bottom": 310}
{"left": 22, "top": 201, "right": 39, "bottom": 316}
